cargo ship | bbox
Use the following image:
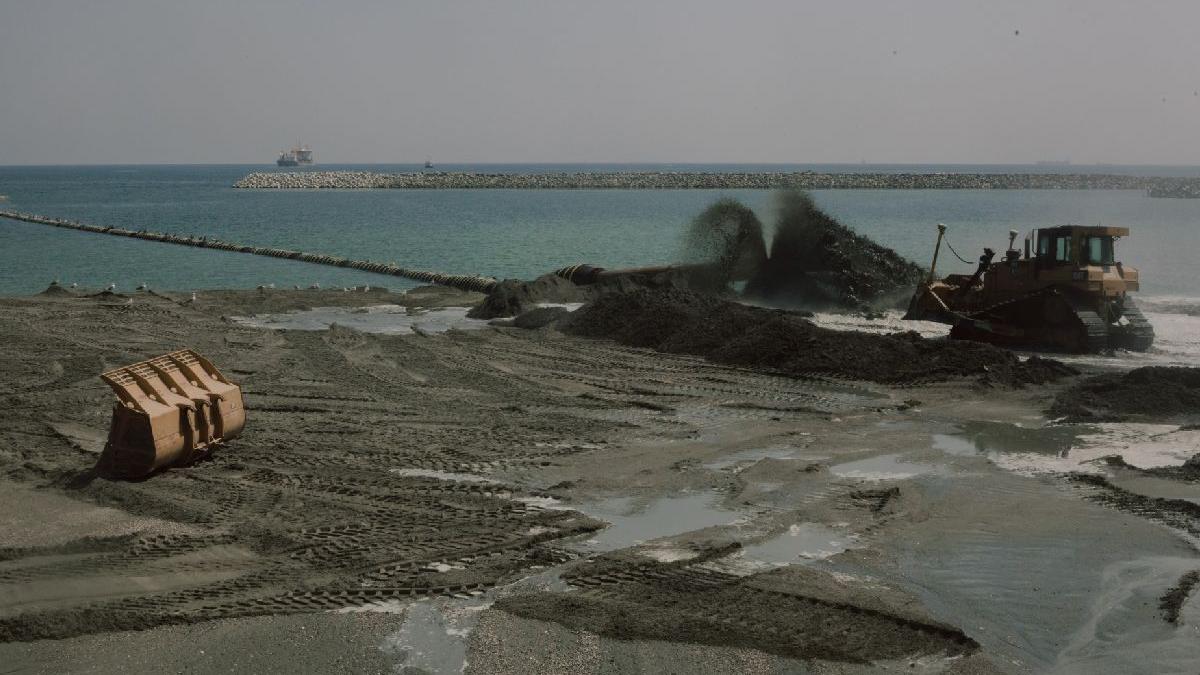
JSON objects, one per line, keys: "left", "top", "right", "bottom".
{"left": 276, "top": 143, "right": 314, "bottom": 167}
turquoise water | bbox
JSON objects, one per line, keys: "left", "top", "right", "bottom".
{"left": 2, "top": 164, "right": 1200, "bottom": 299}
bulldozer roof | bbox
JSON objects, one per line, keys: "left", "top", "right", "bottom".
{"left": 1039, "top": 224, "right": 1129, "bottom": 238}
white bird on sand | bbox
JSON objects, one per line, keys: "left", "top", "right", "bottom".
{"left": 293, "top": 285, "right": 301, "bottom": 290}
{"left": 70, "top": 282, "right": 78, "bottom": 289}
{"left": 136, "top": 282, "right": 148, "bottom": 291}
{"left": 190, "top": 291, "right": 197, "bottom": 302}
{"left": 309, "top": 283, "right": 320, "bottom": 290}
{"left": 363, "top": 285, "right": 370, "bottom": 292}
{"left": 105, "top": 283, "right": 116, "bottom": 292}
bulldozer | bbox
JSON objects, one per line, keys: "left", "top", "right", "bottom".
{"left": 904, "top": 224, "right": 1154, "bottom": 353}
{"left": 98, "top": 349, "right": 245, "bottom": 478}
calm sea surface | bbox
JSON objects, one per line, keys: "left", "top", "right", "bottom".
{"left": 1, "top": 164, "right": 1199, "bottom": 300}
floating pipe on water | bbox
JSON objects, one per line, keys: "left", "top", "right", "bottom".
{"left": 0, "top": 210, "right": 498, "bottom": 294}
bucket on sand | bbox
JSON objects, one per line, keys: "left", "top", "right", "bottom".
{"left": 98, "top": 349, "right": 245, "bottom": 478}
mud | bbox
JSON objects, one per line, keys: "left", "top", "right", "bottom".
{"left": 1050, "top": 366, "right": 1200, "bottom": 423}
{"left": 2, "top": 287, "right": 1198, "bottom": 673}
{"left": 1160, "top": 570, "right": 1200, "bottom": 623}
{"left": 496, "top": 555, "right": 979, "bottom": 664}
{"left": 566, "top": 288, "right": 1077, "bottom": 386}
{"left": 466, "top": 274, "right": 586, "bottom": 319}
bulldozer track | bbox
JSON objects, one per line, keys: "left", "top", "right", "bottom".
{"left": 1110, "top": 297, "right": 1156, "bottom": 352}
{"left": 956, "top": 286, "right": 1110, "bottom": 352}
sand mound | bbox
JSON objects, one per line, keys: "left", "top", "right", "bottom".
{"left": 1049, "top": 367, "right": 1200, "bottom": 423}
{"left": 38, "top": 283, "right": 73, "bottom": 297}
{"left": 744, "top": 191, "right": 925, "bottom": 310}
{"left": 566, "top": 288, "right": 1076, "bottom": 386}
{"left": 467, "top": 274, "right": 585, "bottom": 319}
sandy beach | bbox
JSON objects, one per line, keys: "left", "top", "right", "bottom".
{"left": 0, "top": 285, "right": 1195, "bottom": 673}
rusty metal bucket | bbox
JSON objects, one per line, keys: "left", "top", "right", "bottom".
{"left": 97, "top": 349, "right": 245, "bottom": 478}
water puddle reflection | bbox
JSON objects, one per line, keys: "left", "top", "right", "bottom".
{"left": 740, "top": 523, "right": 858, "bottom": 565}
{"left": 571, "top": 493, "right": 740, "bottom": 551}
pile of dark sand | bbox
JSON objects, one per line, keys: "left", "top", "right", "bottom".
{"left": 467, "top": 274, "right": 585, "bottom": 319}
{"left": 744, "top": 191, "right": 925, "bottom": 310}
{"left": 468, "top": 268, "right": 728, "bottom": 320}
{"left": 565, "top": 288, "right": 1076, "bottom": 386}
{"left": 1050, "top": 367, "right": 1200, "bottom": 423}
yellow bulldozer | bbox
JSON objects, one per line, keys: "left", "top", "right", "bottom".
{"left": 98, "top": 349, "right": 245, "bottom": 478}
{"left": 904, "top": 224, "right": 1154, "bottom": 353}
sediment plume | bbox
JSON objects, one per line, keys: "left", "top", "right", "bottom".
{"left": 679, "top": 198, "right": 768, "bottom": 285}
{"left": 744, "top": 191, "right": 925, "bottom": 310}
{"left": 565, "top": 288, "right": 1077, "bottom": 386}
{"left": 1049, "top": 366, "right": 1200, "bottom": 423}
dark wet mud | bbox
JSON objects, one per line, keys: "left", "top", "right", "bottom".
{"left": 1050, "top": 366, "right": 1200, "bottom": 423}
{"left": 566, "top": 288, "right": 1077, "bottom": 386}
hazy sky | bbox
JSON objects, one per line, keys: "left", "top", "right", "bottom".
{"left": 2, "top": 1, "right": 1198, "bottom": 165}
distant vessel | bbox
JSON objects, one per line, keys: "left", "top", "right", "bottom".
{"left": 277, "top": 143, "right": 314, "bottom": 167}
{"left": 424, "top": 156, "right": 434, "bottom": 169}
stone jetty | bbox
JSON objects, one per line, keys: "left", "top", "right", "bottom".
{"left": 233, "top": 170, "right": 1200, "bottom": 194}
{"left": 0, "top": 210, "right": 498, "bottom": 294}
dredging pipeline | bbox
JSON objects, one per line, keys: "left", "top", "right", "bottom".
{"left": 0, "top": 210, "right": 498, "bottom": 294}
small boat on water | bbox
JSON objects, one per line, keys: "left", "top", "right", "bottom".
{"left": 424, "top": 156, "right": 434, "bottom": 169}
{"left": 277, "top": 143, "right": 314, "bottom": 167}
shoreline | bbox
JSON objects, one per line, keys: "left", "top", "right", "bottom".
{"left": 233, "top": 169, "right": 1200, "bottom": 193}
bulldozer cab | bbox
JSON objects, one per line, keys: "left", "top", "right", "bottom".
{"left": 1029, "top": 226, "right": 1123, "bottom": 269}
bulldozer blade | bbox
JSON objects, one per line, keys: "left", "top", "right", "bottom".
{"left": 97, "top": 349, "right": 245, "bottom": 478}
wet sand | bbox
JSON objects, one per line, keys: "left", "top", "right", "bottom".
{"left": 0, "top": 287, "right": 1198, "bottom": 673}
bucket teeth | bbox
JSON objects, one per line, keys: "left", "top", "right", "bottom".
{"left": 98, "top": 349, "right": 245, "bottom": 478}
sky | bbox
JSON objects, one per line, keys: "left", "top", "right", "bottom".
{"left": 1, "top": 0, "right": 1198, "bottom": 165}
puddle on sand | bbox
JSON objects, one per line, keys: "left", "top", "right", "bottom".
{"left": 372, "top": 568, "right": 569, "bottom": 674}
{"left": 571, "top": 493, "right": 741, "bottom": 551}
{"left": 935, "top": 421, "right": 1085, "bottom": 458}
{"left": 1104, "top": 473, "right": 1200, "bottom": 506}
{"left": 829, "top": 453, "right": 938, "bottom": 481}
{"left": 702, "top": 446, "right": 806, "bottom": 471}
{"left": 232, "top": 304, "right": 489, "bottom": 334}
{"left": 883, "top": 472, "right": 1200, "bottom": 674}
{"left": 739, "top": 523, "right": 858, "bottom": 565}
{"left": 983, "top": 423, "right": 1200, "bottom": 476}
{"left": 380, "top": 599, "right": 485, "bottom": 674}
{"left": 390, "top": 468, "right": 500, "bottom": 484}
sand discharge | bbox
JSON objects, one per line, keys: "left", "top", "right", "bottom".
{"left": 471, "top": 189, "right": 927, "bottom": 319}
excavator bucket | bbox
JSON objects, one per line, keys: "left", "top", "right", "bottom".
{"left": 97, "top": 349, "right": 245, "bottom": 478}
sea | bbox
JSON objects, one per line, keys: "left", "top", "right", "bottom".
{"left": 1, "top": 162, "right": 1199, "bottom": 365}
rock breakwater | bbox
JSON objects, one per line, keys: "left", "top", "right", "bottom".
{"left": 234, "top": 170, "right": 1200, "bottom": 192}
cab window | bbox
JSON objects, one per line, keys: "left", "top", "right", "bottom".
{"left": 1054, "top": 236, "right": 1071, "bottom": 262}
{"left": 1086, "top": 236, "right": 1114, "bottom": 265}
